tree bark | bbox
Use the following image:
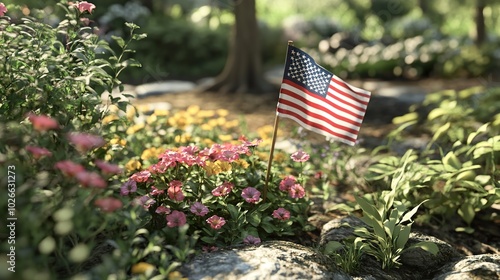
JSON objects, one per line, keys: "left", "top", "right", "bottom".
{"left": 199, "top": 0, "right": 272, "bottom": 94}
{"left": 475, "top": 0, "right": 486, "bottom": 45}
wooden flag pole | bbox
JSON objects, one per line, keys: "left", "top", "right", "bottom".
{"left": 263, "top": 40, "right": 294, "bottom": 201}
{"left": 263, "top": 113, "right": 280, "bottom": 201}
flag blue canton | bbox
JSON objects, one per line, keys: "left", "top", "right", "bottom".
{"left": 283, "top": 46, "right": 333, "bottom": 98}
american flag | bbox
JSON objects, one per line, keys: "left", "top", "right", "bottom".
{"left": 277, "top": 45, "right": 371, "bottom": 146}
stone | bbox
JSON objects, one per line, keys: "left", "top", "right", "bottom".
{"left": 135, "top": 81, "right": 196, "bottom": 98}
{"left": 179, "top": 240, "right": 350, "bottom": 280}
{"left": 432, "top": 254, "right": 500, "bottom": 280}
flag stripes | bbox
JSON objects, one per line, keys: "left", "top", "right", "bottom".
{"left": 276, "top": 45, "right": 371, "bottom": 145}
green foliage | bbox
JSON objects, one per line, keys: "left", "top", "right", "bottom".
{"left": 368, "top": 86, "right": 500, "bottom": 233}
{"left": 0, "top": 2, "right": 143, "bottom": 131}
{"left": 324, "top": 237, "right": 366, "bottom": 274}
{"left": 352, "top": 172, "right": 438, "bottom": 270}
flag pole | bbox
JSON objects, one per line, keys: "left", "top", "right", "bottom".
{"left": 263, "top": 40, "right": 294, "bottom": 201}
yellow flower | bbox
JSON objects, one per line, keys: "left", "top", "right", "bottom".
{"left": 131, "top": 262, "right": 155, "bottom": 275}
{"left": 217, "top": 160, "right": 232, "bottom": 172}
{"left": 256, "top": 151, "right": 269, "bottom": 161}
{"left": 104, "top": 153, "right": 112, "bottom": 161}
{"left": 216, "top": 117, "right": 226, "bottom": 126}
{"left": 274, "top": 151, "right": 287, "bottom": 163}
{"left": 141, "top": 147, "right": 163, "bottom": 161}
{"left": 186, "top": 105, "right": 200, "bottom": 115}
{"left": 137, "top": 104, "right": 151, "bottom": 114}
{"left": 109, "top": 137, "right": 126, "bottom": 147}
{"left": 146, "top": 114, "right": 158, "bottom": 124}
{"left": 204, "top": 161, "right": 221, "bottom": 176}
{"left": 216, "top": 109, "right": 229, "bottom": 117}
{"left": 174, "top": 134, "right": 191, "bottom": 143}
{"left": 224, "top": 119, "right": 240, "bottom": 129}
{"left": 126, "top": 106, "right": 137, "bottom": 120}
{"left": 201, "top": 123, "right": 213, "bottom": 131}
{"left": 154, "top": 109, "right": 170, "bottom": 116}
{"left": 102, "top": 114, "right": 119, "bottom": 124}
{"left": 208, "top": 119, "right": 219, "bottom": 127}
{"left": 202, "top": 138, "right": 214, "bottom": 146}
{"left": 218, "top": 134, "right": 233, "bottom": 142}
{"left": 125, "top": 159, "right": 141, "bottom": 172}
{"left": 236, "top": 159, "right": 249, "bottom": 169}
{"left": 197, "top": 110, "right": 215, "bottom": 118}
{"left": 126, "top": 123, "right": 145, "bottom": 135}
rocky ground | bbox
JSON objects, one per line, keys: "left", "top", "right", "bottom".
{"left": 115, "top": 77, "right": 500, "bottom": 279}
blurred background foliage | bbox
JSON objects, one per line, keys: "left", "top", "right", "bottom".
{"left": 4, "top": 0, "right": 500, "bottom": 84}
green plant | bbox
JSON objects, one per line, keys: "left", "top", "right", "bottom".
{"left": 324, "top": 237, "right": 366, "bottom": 274}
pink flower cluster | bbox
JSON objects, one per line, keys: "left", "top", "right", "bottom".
{"left": 71, "top": 1, "right": 95, "bottom": 14}
{"left": 279, "top": 175, "right": 305, "bottom": 199}
{"left": 0, "top": 3, "right": 7, "bottom": 17}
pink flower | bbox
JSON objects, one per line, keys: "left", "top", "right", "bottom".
{"left": 167, "top": 180, "right": 184, "bottom": 202}
{"left": 120, "top": 180, "right": 137, "bottom": 196}
{"left": 76, "top": 171, "right": 107, "bottom": 188}
{"left": 95, "top": 160, "right": 122, "bottom": 175}
{"left": 133, "top": 195, "right": 156, "bottom": 210}
{"left": 241, "top": 187, "right": 261, "bottom": 204}
{"left": 212, "top": 182, "right": 233, "bottom": 197}
{"left": 26, "top": 146, "right": 52, "bottom": 159}
{"left": 190, "top": 202, "right": 209, "bottom": 217}
{"left": 94, "top": 197, "right": 122, "bottom": 213}
{"left": 67, "top": 133, "right": 105, "bottom": 152}
{"left": 149, "top": 186, "right": 164, "bottom": 196}
{"left": 239, "top": 136, "right": 263, "bottom": 147}
{"left": 272, "top": 208, "right": 291, "bottom": 220}
{"left": 0, "top": 3, "right": 7, "bottom": 17}
{"left": 279, "top": 175, "right": 297, "bottom": 191}
{"left": 130, "top": 170, "right": 151, "bottom": 183}
{"left": 27, "top": 113, "right": 59, "bottom": 131}
{"left": 54, "top": 160, "right": 85, "bottom": 177}
{"left": 155, "top": 205, "right": 171, "bottom": 215}
{"left": 72, "top": 1, "right": 96, "bottom": 13}
{"left": 243, "top": 235, "right": 261, "bottom": 245}
{"left": 288, "top": 184, "right": 305, "bottom": 199}
{"left": 206, "top": 215, "right": 226, "bottom": 230}
{"left": 291, "top": 150, "right": 310, "bottom": 162}
{"left": 166, "top": 210, "right": 186, "bottom": 228}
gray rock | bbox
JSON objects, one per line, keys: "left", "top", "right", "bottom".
{"left": 320, "top": 216, "right": 365, "bottom": 246}
{"left": 432, "top": 254, "right": 500, "bottom": 280}
{"left": 179, "top": 240, "right": 350, "bottom": 280}
{"left": 135, "top": 81, "right": 196, "bottom": 98}
{"left": 401, "top": 232, "right": 462, "bottom": 271}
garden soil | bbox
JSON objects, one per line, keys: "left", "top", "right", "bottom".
{"left": 133, "top": 78, "right": 500, "bottom": 257}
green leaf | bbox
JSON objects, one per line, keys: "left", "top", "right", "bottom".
{"left": 432, "top": 122, "right": 451, "bottom": 142}
{"left": 408, "top": 241, "right": 439, "bottom": 255}
{"left": 324, "top": 241, "right": 343, "bottom": 255}
{"left": 355, "top": 195, "right": 382, "bottom": 221}
{"left": 247, "top": 211, "right": 261, "bottom": 227}
{"left": 395, "top": 225, "right": 411, "bottom": 249}
{"left": 112, "top": 35, "right": 125, "bottom": 48}
{"left": 457, "top": 203, "right": 475, "bottom": 225}
{"left": 400, "top": 199, "right": 427, "bottom": 224}
{"left": 227, "top": 204, "right": 239, "bottom": 220}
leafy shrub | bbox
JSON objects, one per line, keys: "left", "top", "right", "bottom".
{"left": 366, "top": 86, "right": 500, "bottom": 233}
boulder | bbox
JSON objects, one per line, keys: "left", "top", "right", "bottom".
{"left": 179, "top": 240, "right": 350, "bottom": 280}
{"left": 432, "top": 254, "right": 500, "bottom": 280}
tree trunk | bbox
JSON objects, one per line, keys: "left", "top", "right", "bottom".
{"left": 199, "top": 0, "right": 272, "bottom": 94}
{"left": 475, "top": 0, "right": 486, "bottom": 45}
